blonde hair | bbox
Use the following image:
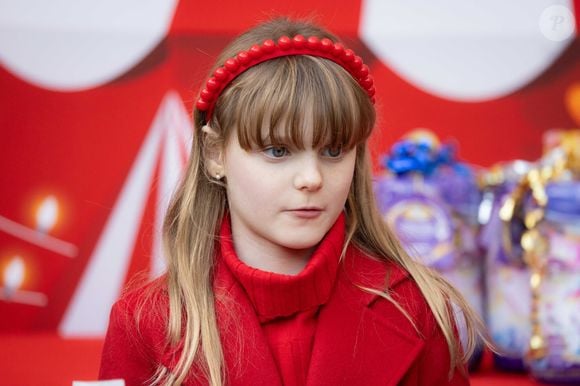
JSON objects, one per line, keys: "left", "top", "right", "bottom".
{"left": 152, "top": 16, "right": 486, "bottom": 386}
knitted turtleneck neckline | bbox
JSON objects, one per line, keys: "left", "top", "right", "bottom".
{"left": 219, "top": 213, "right": 345, "bottom": 323}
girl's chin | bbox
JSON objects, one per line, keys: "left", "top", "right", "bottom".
{"left": 276, "top": 236, "right": 325, "bottom": 251}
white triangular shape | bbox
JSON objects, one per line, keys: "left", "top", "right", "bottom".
{"left": 152, "top": 92, "right": 192, "bottom": 278}
{"left": 59, "top": 90, "right": 192, "bottom": 336}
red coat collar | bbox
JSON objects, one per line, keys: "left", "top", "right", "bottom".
{"left": 307, "top": 247, "right": 424, "bottom": 385}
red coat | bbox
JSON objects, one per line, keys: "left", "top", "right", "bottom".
{"left": 100, "top": 244, "right": 469, "bottom": 385}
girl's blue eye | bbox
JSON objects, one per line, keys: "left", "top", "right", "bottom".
{"left": 263, "top": 146, "right": 289, "bottom": 158}
{"left": 322, "top": 146, "right": 343, "bottom": 158}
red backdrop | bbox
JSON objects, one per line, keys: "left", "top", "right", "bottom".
{"left": 0, "top": 0, "right": 579, "bottom": 337}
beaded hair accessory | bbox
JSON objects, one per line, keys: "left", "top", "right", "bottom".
{"left": 195, "top": 35, "right": 376, "bottom": 123}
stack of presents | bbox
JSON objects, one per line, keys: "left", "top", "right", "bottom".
{"left": 374, "top": 129, "right": 580, "bottom": 383}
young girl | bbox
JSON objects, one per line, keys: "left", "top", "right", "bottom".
{"left": 99, "top": 17, "right": 484, "bottom": 386}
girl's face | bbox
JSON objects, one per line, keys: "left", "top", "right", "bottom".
{"left": 222, "top": 120, "right": 356, "bottom": 262}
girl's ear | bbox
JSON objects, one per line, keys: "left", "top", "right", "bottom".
{"left": 201, "top": 125, "right": 225, "bottom": 179}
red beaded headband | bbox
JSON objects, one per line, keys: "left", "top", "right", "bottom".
{"left": 195, "top": 35, "right": 376, "bottom": 123}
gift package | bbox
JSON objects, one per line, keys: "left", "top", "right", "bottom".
{"left": 374, "top": 130, "right": 486, "bottom": 370}
{"left": 375, "top": 129, "right": 580, "bottom": 382}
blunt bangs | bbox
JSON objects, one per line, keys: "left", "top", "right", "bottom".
{"left": 214, "top": 55, "right": 375, "bottom": 150}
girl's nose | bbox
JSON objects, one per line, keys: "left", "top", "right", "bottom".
{"left": 293, "top": 156, "right": 323, "bottom": 191}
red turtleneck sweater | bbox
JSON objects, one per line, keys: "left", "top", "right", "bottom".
{"left": 219, "top": 215, "right": 343, "bottom": 386}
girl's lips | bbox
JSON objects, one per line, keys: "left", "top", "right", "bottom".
{"left": 287, "top": 208, "right": 323, "bottom": 219}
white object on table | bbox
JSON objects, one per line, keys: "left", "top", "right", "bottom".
{"left": 73, "top": 380, "right": 125, "bottom": 386}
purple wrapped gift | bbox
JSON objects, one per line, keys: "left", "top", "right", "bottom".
{"left": 375, "top": 134, "right": 485, "bottom": 369}
{"left": 526, "top": 181, "right": 580, "bottom": 384}
{"left": 480, "top": 161, "right": 533, "bottom": 372}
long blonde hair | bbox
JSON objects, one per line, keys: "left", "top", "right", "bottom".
{"left": 153, "top": 16, "right": 486, "bottom": 386}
